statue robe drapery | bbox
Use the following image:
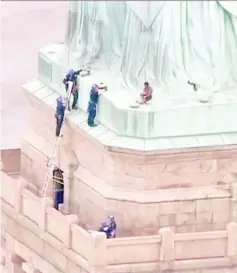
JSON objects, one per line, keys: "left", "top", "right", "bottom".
{"left": 66, "top": 1, "right": 237, "bottom": 92}
{"left": 66, "top": 1, "right": 126, "bottom": 70}
{"left": 120, "top": 1, "right": 237, "bottom": 91}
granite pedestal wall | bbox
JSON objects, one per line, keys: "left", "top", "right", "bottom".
{"left": 20, "top": 80, "right": 237, "bottom": 235}
{"left": 1, "top": 173, "right": 237, "bottom": 273}
{"left": 1, "top": 149, "right": 21, "bottom": 173}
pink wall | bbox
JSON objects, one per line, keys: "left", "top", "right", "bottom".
{"left": 1, "top": 149, "right": 21, "bottom": 173}
{"left": 1, "top": 176, "right": 237, "bottom": 272}
{"left": 20, "top": 87, "right": 237, "bottom": 235}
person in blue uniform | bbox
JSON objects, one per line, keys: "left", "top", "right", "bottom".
{"left": 55, "top": 96, "right": 66, "bottom": 137}
{"left": 107, "top": 216, "right": 117, "bottom": 238}
{"left": 63, "top": 69, "right": 83, "bottom": 110}
{"left": 87, "top": 84, "right": 100, "bottom": 127}
{"left": 99, "top": 216, "right": 117, "bottom": 239}
{"left": 52, "top": 168, "right": 64, "bottom": 210}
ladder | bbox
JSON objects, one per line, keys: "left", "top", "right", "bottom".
{"left": 41, "top": 81, "right": 74, "bottom": 197}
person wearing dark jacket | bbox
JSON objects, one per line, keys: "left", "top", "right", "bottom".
{"left": 63, "top": 69, "right": 83, "bottom": 110}
{"left": 99, "top": 216, "right": 117, "bottom": 238}
{"left": 55, "top": 96, "right": 66, "bottom": 137}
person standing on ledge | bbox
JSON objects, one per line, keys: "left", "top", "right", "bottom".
{"left": 87, "top": 83, "right": 106, "bottom": 127}
{"left": 138, "top": 82, "right": 153, "bottom": 104}
{"left": 63, "top": 69, "right": 83, "bottom": 111}
{"left": 55, "top": 96, "right": 66, "bottom": 137}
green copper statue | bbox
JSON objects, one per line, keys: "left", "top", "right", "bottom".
{"left": 66, "top": 1, "right": 237, "bottom": 92}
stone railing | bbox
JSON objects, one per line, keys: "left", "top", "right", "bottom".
{"left": 1, "top": 173, "right": 237, "bottom": 273}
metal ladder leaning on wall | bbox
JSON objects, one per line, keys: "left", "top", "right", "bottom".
{"left": 40, "top": 81, "right": 73, "bottom": 197}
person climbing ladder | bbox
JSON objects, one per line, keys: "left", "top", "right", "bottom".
{"left": 55, "top": 96, "right": 66, "bottom": 137}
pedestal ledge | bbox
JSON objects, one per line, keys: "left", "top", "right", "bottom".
{"left": 37, "top": 43, "right": 237, "bottom": 139}
{"left": 23, "top": 78, "right": 237, "bottom": 152}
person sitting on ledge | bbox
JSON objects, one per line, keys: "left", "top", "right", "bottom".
{"left": 98, "top": 216, "right": 117, "bottom": 239}
{"left": 55, "top": 96, "right": 66, "bottom": 137}
{"left": 138, "top": 82, "right": 153, "bottom": 104}
{"left": 63, "top": 69, "right": 83, "bottom": 111}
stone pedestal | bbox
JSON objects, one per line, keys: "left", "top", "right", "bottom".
{"left": 231, "top": 182, "right": 237, "bottom": 222}
{"left": 21, "top": 42, "right": 237, "bottom": 235}
{"left": 159, "top": 227, "right": 175, "bottom": 270}
{"left": 38, "top": 43, "right": 237, "bottom": 141}
{"left": 227, "top": 222, "right": 237, "bottom": 258}
{"left": 89, "top": 232, "right": 108, "bottom": 273}
{"left": 1, "top": 251, "right": 5, "bottom": 266}
{"left": 21, "top": 77, "right": 237, "bottom": 234}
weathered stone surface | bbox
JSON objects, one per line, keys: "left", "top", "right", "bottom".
{"left": 1, "top": 210, "right": 88, "bottom": 273}
{"left": 20, "top": 116, "right": 235, "bottom": 234}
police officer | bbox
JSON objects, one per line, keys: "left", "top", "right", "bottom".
{"left": 87, "top": 84, "right": 100, "bottom": 127}
{"left": 55, "top": 96, "right": 66, "bottom": 137}
{"left": 98, "top": 216, "right": 117, "bottom": 238}
{"left": 107, "top": 216, "right": 117, "bottom": 238}
{"left": 63, "top": 69, "right": 83, "bottom": 110}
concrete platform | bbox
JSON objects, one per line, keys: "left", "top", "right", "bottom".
{"left": 23, "top": 78, "right": 237, "bottom": 151}
{"left": 38, "top": 43, "right": 237, "bottom": 140}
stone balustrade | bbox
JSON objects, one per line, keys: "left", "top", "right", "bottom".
{"left": 1, "top": 171, "right": 237, "bottom": 272}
